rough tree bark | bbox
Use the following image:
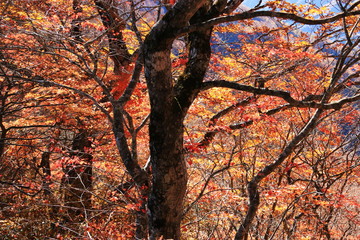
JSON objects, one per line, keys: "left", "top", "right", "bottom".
{"left": 143, "top": 1, "right": 209, "bottom": 238}
{"left": 142, "top": 0, "right": 233, "bottom": 238}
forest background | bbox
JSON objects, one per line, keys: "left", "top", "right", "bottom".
{"left": 0, "top": 0, "right": 359, "bottom": 239}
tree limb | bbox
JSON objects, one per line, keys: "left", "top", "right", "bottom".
{"left": 201, "top": 80, "right": 360, "bottom": 110}
{"left": 179, "top": 9, "right": 360, "bottom": 36}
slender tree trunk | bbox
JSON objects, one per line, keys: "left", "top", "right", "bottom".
{"left": 112, "top": 103, "right": 149, "bottom": 238}
{"left": 40, "top": 151, "right": 52, "bottom": 195}
{"left": 0, "top": 98, "right": 7, "bottom": 159}
{"left": 61, "top": 129, "right": 93, "bottom": 222}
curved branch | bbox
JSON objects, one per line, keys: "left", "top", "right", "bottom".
{"left": 118, "top": 50, "right": 142, "bottom": 105}
{"left": 111, "top": 102, "right": 148, "bottom": 186}
{"left": 179, "top": 9, "right": 360, "bottom": 36}
{"left": 201, "top": 80, "right": 360, "bottom": 110}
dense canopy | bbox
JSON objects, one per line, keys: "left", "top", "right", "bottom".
{"left": 0, "top": 0, "right": 359, "bottom": 239}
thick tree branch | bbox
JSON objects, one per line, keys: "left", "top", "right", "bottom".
{"left": 174, "top": 3, "right": 214, "bottom": 115}
{"left": 118, "top": 50, "right": 142, "bottom": 105}
{"left": 95, "top": 0, "right": 132, "bottom": 74}
{"left": 179, "top": 9, "right": 360, "bottom": 36}
{"left": 201, "top": 80, "right": 359, "bottom": 110}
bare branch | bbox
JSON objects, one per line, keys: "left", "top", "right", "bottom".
{"left": 201, "top": 80, "right": 359, "bottom": 110}
{"left": 179, "top": 9, "right": 360, "bottom": 36}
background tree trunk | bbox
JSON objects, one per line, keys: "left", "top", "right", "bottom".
{"left": 61, "top": 129, "right": 93, "bottom": 223}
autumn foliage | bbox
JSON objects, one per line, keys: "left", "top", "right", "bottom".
{"left": 0, "top": 0, "right": 359, "bottom": 239}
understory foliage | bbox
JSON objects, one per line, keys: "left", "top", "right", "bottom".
{"left": 0, "top": 0, "right": 359, "bottom": 239}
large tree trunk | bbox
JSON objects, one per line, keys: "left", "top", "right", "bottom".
{"left": 144, "top": 39, "right": 188, "bottom": 239}
{"left": 143, "top": 1, "right": 210, "bottom": 238}
{"left": 147, "top": 111, "right": 187, "bottom": 239}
